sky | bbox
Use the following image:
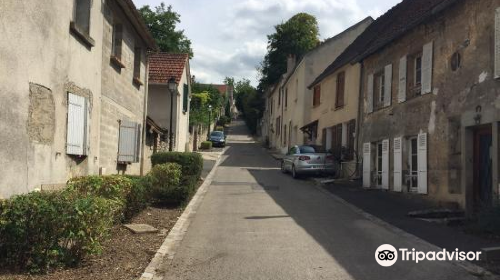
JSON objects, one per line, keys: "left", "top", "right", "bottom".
{"left": 134, "top": 0, "right": 402, "bottom": 86}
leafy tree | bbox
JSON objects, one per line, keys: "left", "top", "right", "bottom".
{"left": 139, "top": 3, "right": 193, "bottom": 58}
{"left": 189, "top": 92, "right": 210, "bottom": 126}
{"left": 230, "top": 78, "right": 264, "bottom": 134}
{"left": 258, "top": 13, "right": 320, "bottom": 89}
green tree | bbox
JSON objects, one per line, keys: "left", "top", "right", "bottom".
{"left": 258, "top": 13, "right": 320, "bottom": 89}
{"left": 139, "top": 3, "right": 193, "bottom": 58}
{"left": 189, "top": 92, "right": 210, "bottom": 126}
{"left": 231, "top": 78, "right": 264, "bottom": 134}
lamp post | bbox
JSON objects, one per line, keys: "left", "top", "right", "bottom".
{"left": 207, "top": 105, "right": 212, "bottom": 138}
{"left": 167, "top": 77, "right": 177, "bottom": 152}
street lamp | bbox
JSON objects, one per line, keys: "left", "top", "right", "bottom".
{"left": 168, "top": 77, "right": 177, "bottom": 152}
{"left": 207, "top": 105, "right": 212, "bottom": 138}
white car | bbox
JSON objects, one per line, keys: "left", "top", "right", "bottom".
{"left": 281, "top": 145, "right": 335, "bottom": 178}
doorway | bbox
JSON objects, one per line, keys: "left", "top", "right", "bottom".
{"left": 473, "top": 125, "right": 492, "bottom": 212}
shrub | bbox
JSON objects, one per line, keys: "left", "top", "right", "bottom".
{"left": 200, "top": 141, "right": 212, "bottom": 150}
{"left": 0, "top": 191, "right": 118, "bottom": 272}
{"left": 67, "top": 175, "right": 132, "bottom": 202}
{"left": 218, "top": 116, "right": 231, "bottom": 126}
{"left": 215, "top": 125, "right": 224, "bottom": 132}
{"left": 151, "top": 152, "right": 203, "bottom": 179}
{"left": 123, "top": 175, "right": 152, "bottom": 220}
{"left": 149, "top": 163, "right": 182, "bottom": 204}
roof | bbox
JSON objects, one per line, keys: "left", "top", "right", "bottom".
{"left": 148, "top": 53, "right": 189, "bottom": 84}
{"left": 283, "top": 16, "right": 374, "bottom": 88}
{"left": 201, "top": 84, "right": 233, "bottom": 94}
{"left": 117, "top": 0, "right": 158, "bottom": 50}
{"left": 308, "top": 0, "right": 460, "bottom": 89}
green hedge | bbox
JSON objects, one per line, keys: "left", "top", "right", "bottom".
{"left": 0, "top": 191, "right": 119, "bottom": 272}
{"left": 215, "top": 125, "right": 224, "bottom": 132}
{"left": 123, "top": 175, "right": 153, "bottom": 220}
{"left": 149, "top": 163, "right": 182, "bottom": 204}
{"left": 151, "top": 152, "right": 203, "bottom": 179}
{"left": 200, "top": 141, "right": 212, "bottom": 150}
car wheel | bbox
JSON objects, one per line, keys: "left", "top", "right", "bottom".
{"left": 281, "top": 161, "right": 287, "bottom": 173}
{"left": 292, "top": 165, "right": 299, "bottom": 179}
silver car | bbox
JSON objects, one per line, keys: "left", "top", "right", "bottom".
{"left": 281, "top": 145, "right": 335, "bottom": 178}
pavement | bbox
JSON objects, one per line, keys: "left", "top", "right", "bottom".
{"left": 321, "top": 181, "right": 500, "bottom": 254}
{"left": 152, "top": 120, "right": 494, "bottom": 280}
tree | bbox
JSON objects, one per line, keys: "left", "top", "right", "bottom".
{"left": 230, "top": 78, "right": 264, "bottom": 134}
{"left": 258, "top": 13, "right": 320, "bottom": 89}
{"left": 139, "top": 3, "right": 193, "bottom": 58}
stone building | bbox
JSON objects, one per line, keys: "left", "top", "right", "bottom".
{"left": 0, "top": 0, "right": 156, "bottom": 198}
{"left": 358, "top": 0, "right": 499, "bottom": 213}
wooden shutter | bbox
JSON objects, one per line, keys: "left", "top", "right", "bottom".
{"left": 417, "top": 133, "right": 428, "bottom": 194}
{"left": 363, "top": 143, "right": 371, "bottom": 188}
{"left": 384, "top": 64, "right": 392, "bottom": 107}
{"left": 367, "top": 74, "right": 374, "bottom": 113}
{"left": 495, "top": 8, "right": 500, "bottom": 79}
{"left": 67, "top": 93, "right": 86, "bottom": 155}
{"left": 183, "top": 84, "right": 189, "bottom": 112}
{"left": 398, "top": 56, "right": 407, "bottom": 103}
{"left": 381, "top": 139, "right": 389, "bottom": 190}
{"left": 421, "top": 41, "right": 433, "bottom": 94}
{"left": 118, "top": 120, "right": 139, "bottom": 163}
{"left": 322, "top": 128, "right": 327, "bottom": 149}
{"left": 336, "top": 72, "right": 345, "bottom": 107}
{"left": 347, "top": 119, "right": 356, "bottom": 160}
{"left": 393, "top": 137, "right": 402, "bottom": 192}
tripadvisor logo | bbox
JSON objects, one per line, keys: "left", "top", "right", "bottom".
{"left": 375, "top": 244, "right": 482, "bottom": 267}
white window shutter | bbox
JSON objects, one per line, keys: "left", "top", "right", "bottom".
{"left": 66, "top": 93, "right": 86, "bottom": 155}
{"left": 381, "top": 139, "right": 389, "bottom": 190}
{"left": 84, "top": 98, "right": 91, "bottom": 155}
{"left": 367, "top": 74, "right": 374, "bottom": 113}
{"left": 363, "top": 143, "right": 371, "bottom": 188}
{"left": 135, "top": 124, "right": 142, "bottom": 162}
{"left": 495, "top": 8, "right": 500, "bottom": 79}
{"left": 384, "top": 64, "right": 392, "bottom": 107}
{"left": 398, "top": 56, "right": 407, "bottom": 103}
{"left": 393, "top": 137, "right": 403, "bottom": 192}
{"left": 422, "top": 41, "right": 433, "bottom": 94}
{"left": 118, "top": 120, "right": 139, "bottom": 163}
{"left": 417, "top": 133, "right": 428, "bottom": 194}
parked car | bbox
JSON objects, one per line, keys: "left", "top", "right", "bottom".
{"left": 208, "top": 131, "right": 226, "bottom": 147}
{"left": 281, "top": 145, "right": 335, "bottom": 178}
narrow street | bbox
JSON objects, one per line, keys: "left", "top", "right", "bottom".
{"left": 159, "top": 121, "right": 478, "bottom": 280}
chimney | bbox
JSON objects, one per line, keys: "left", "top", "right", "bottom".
{"left": 286, "top": 54, "right": 296, "bottom": 74}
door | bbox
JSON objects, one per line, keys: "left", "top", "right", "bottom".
{"left": 473, "top": 125, "right": 492, "bottom": 211}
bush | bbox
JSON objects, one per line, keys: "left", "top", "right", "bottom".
{"left": 218, "top": 116, "right": 231, "bottom": 126}
{"left": 123, "top": 175, "right": 152, "bottom": 220}
{"left": 151, "top": 152, "right": 203, "bottom": 179}
{"left": 215, "top": 125, "right": 224, "bottom": 132}
{"left": 0, "top": 191, "right": 119, "bottom": 272}
{"left": 149, "top": 163, "right": 182, "bottom": 204}
{"left": 200, "top": 141, "right": 212, "bottom": 150}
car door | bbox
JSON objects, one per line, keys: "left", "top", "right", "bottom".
{"left": 284, "top": 146, "right": 298, "bottom": 170}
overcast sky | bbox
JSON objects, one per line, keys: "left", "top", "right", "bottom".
{"left": 134, "top": 0, "right": 402, "bottom": 85}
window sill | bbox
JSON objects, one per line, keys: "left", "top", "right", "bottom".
{"left": 70, "top": 22, "right": 95, "bottom": 48}
{"left": 111, "top": 56, "right": 126, "bottom": 69}
{"left": 334, "top": 105, "right": 345, "bottom": 111}
{"left": 133, "top": 77, "right": 143, "bottom": 86}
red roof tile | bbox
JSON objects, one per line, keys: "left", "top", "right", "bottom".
{"left": 149, "top": 53, "right": 189, "bottom": 84}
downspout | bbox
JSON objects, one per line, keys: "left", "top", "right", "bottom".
{"left": 355, "top": 61, "right": 365, "bottom": 169}
{"left": 140, "top": 51, "right": 150, "bottom": 176}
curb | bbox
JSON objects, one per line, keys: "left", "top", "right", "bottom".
{"left": 138, "top": 149, "right": 226, "bottom": 280}
{"left": 311, "top": 184, "right": 498, "bottom": 280}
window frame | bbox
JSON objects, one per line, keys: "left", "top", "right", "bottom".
{"left": 408, "top": 136, "right": 419, "bottom": 192}
{"left": 376, "top": 142, "right": 383, "bottom": 186}
{"left": 70, "top": 0, "right": 95, "bottom": 47}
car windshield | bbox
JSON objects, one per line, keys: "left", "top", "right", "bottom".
{"left": 299, "top": 146, "right": 316, "bottom": 153}
{"left": 211, "top": 131, "right": 224, "bottom": 137}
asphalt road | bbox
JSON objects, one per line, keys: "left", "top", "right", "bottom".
{"left": 160, "top": 121, "right": 482, "bottom": 280}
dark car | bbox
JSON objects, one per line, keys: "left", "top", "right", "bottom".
{"left": 209, "top": 131, "right": 226, "bottom": 147}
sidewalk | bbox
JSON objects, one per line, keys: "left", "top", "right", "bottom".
{"left": 321, "top": 181, "right": 500, "bottom": 253}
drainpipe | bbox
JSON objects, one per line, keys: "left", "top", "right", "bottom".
{"left": 139, "top": 52, "right": 150, "bottom": 176}
{"left": 356, "top": 61, "right": 365, "bottom": 170}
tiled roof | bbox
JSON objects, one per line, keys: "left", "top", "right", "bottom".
{"left": 199, "top": 84, "right": 234, "bottom": 95}
{"left": 309, "top": 0, "right": 460, "bottom": 88}
{"left": 149, "top": 53, "right": 189, "bottom": 84}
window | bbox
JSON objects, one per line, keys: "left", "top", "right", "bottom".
{"left": 286, "top": 88, "right": 289, "bottom": 107}
{"left": 276, "top": 117, "right": 280, "bottom": 135}
{"left": 313, "top": 85, "right": 321, "bottom": 107}
{"left": 74, "top": 0, "right": 91, "bottom": 35}
{"left": 66, "top": 93, "right": 90, "bottom": 156}
{"left": 408, "top": 136, "right": 418, "bottom": 192}
{"left": 346, "top": 119, "right": 356, "bottom": 160}
{"left": 283, "top": 124, "right": 287, "bottom": 145}
{"left": 278, "top": 89, "right": 281, "bottom": 105}
{"left": 182, "top": 84, "right": 189, "bottom": 112}
{"left": 376, "top": 142, "right": 383, "bottom": 186}
{"left": 133, "top": 47, "right": 142, "bottom": 80}
{"left": 374, "top": 71, "right": 385, "bottom": 105}
{"left": 111, "top": 23, "right": 124, "bottom": 68}
{"left": 415, "top": 56, "right": 422, "bottom": 86}
{"left": 335, "top": 71, "right": 345, "bottom": 108}
{"left": 407, "top": 51, "right": 423, "bottom": 98}
{"left": 117, "top": 120, "right": 141, "bottom": 163}
{"left": 270, "top": 99, "right": 273, "bottom": 114}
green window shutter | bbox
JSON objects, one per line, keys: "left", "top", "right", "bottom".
{"left": 183, "top": 84, "right": 188, "bottom": 112}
